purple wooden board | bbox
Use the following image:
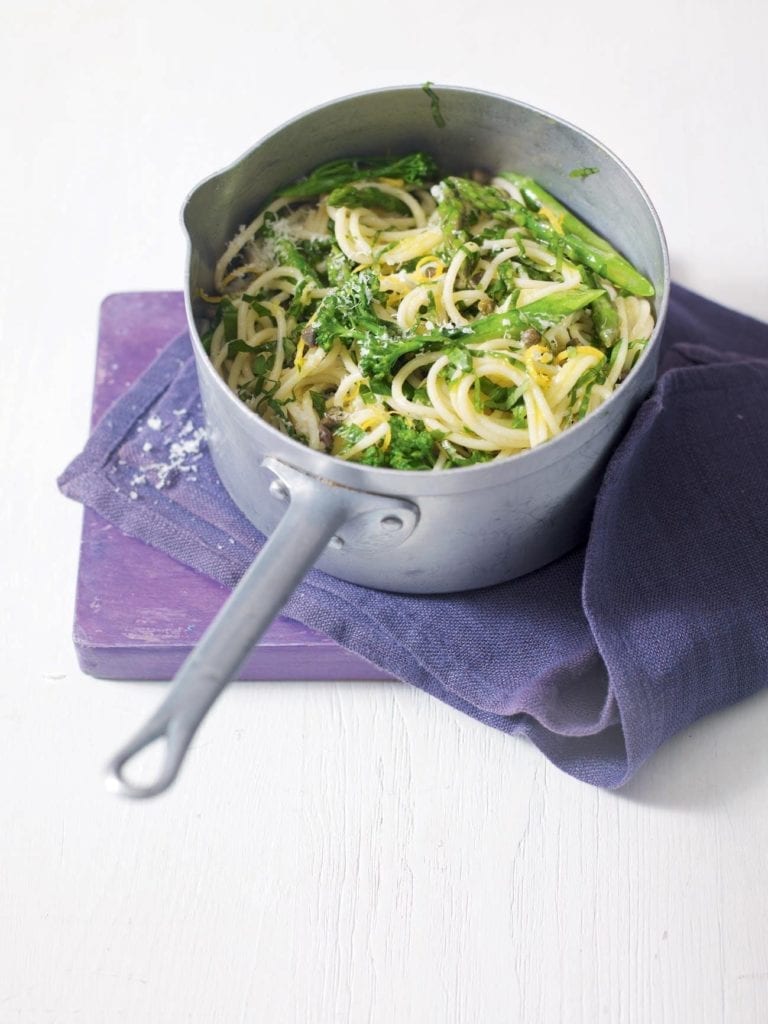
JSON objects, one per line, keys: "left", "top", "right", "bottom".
{"left": 74, "top": 291, "right": 394, "bottom": 681}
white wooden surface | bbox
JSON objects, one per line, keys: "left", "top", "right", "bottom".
{"left": 2, "top": 2, "right": 768, "bottom": 1021}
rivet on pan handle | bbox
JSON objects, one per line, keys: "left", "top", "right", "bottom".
{"left": 104, "top": 457, "right": 418, "bottom": 798}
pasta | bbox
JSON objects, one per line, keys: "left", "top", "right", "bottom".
{"left": 198, "top": 153, "right": 655, "bottom": 470}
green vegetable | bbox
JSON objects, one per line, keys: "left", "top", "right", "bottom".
{"left": 500, "top": 172, "right": 654, "bottom": 297}
{"left": 310, "top": 391, "right": 327, "bottom": 417}
{"left": 436, "top": 177, "right": 509, "bottom": 253}
{"left": 274, "top": 238, "right": 320, "bottom": 285}
{"left": 359, "top": 416, "right": 443, "bottom": 470}
{"left": 388, "top": 418, "right": 443, "bottom": 470}
{"left": 293, "top": 237, "right": 333, "bottom": 263}
{"left": 458, "top": 288, "right": 605, "bottom": 342}
{"left": 219, "top": 297, "right": 239, "bottom": 342}
{"left": 445, "top": 346, "right": 473, "bottom": 374}
{"left": 358, "top": 287, "right": 604, "bottom": 382}
{"left": 312, "top": 269, "right": 388, "bottom": 351}
{"left": 480, "top": 379, "right": 529, "bottom": 412}
{"left": 502, "top": 172, "right": 612, "bottom": 250}
{"left": 439, "top": 441, "right": 495, "bottom": 468}
{"left": 486, "top": 262, "right": 519, "bottom": 305}
{"left": 225, "top": 338, "right": 257, "bottom": 356}
{"left": 335, "top": 422, "right": 366, "bottom": 447}
{"left": 569, "top": 167, "right": 599, "bottom": 179}
{"left": 444, "top": 176, "right": 510, "bottom": 216}
{"left": 422, "top": 81, "right": 446, "bottom": 129}
{"left": 572, "top": 364, "right": 605, "bottom": 419}
{"left": 199, "top": 327, "right": 214, "bottom": 355}
{"left": 435, "top": 180, "right": 469, "bottom": 249}
{"left": 357, "top": 333, "right": 430, "bottom": 382}
{"left": 278, "top": 152, "right": 438, "bottom": 200}
{"left": 214, "top": 152, "right": 658, "bottom": 470}
{"left": 590, "top": 291, "right": 620, "bottom": 347}
{"left": 327, "top": 185, "right": 410, "bottom": 216}
{"left": 325, "top": 247, "right": 353, "bottom": 288}
{"left": 245, "top": 297, "right": 272, "bottom": 318}
{"left": 579, "top": 268, "right": 620, "bottom": 347}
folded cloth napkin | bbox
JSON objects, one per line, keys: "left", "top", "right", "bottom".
{"left": 59, "top": 285, "right": 768, "bottom": 788}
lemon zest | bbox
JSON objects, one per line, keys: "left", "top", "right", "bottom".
{"left": 524, "top": 344, "right": 553, "bottom": 386}
{"left": 539, "top": 206, "right": 565, "bottom": 235}
{"left": 413, "top": 255, "right": 445, "bottom": 283}
{"left": 295, "top": 338, "right": 306, "bottom": 370}
{"left": 574, "top": 345, "right": 605, "bottom": 361}
{"left": 525, "top": 344, "right": 553, "bottom": 364}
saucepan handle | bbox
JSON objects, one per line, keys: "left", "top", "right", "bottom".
{"left": 105, "top": 457, "right": 418, "bottom": 798}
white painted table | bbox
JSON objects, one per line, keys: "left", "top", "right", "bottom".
{"left": 3, "top": 2, "right": 767, "bottom": 1021}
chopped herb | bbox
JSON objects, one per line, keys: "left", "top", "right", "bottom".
{"left": 220, "top": 297, "right": 239, "bottom": 342}
{"left": 422, "top": 81, "right": 446, "bottom": 129}
{"left": 251, "top": 349, "right": 275, "bottom": 377}
{"left": 440, "top": 440, "right": 495, "bottom": 467}
{"left": 274, "top": 238, "right": 320, "bottom": 285}
{"left": 225, "top": 338, "right": 255, "bottom": 355}
{"left": 335, "top": 422, "right": 366, "bottom": 447}
{"left": 294, "top": 237, "right": 333, "bottom": 263}
{"left": 481, "top": 379, "right": 529, "bottom": 412}
{"left": 569, "top": 167, "right": 599, "bottom": 179}
{"left": 445, "top": 346, "right": 473, "bottom": 375}
{"left": 199, "top": 328, "right": 214, "bottom": 355}
{"left": 358, "top": 384, "right": 379, "bottom": 406}
{"left": 310, "top": 391, "right": 327, "bottom": 417}
{"left": 245, "top": 297, "right": 271, "bottom": 318}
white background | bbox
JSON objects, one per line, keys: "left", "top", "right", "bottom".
{"left": 3, "top": 1, "right": 768, "bottom": 1021}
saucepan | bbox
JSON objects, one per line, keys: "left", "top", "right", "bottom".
{"left": 106, "top": 85, "right": 669, "bottom": 797}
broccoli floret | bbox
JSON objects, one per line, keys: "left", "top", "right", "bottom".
{"left": 312, "top": 269, "right": 388, "bottom": 351}
{"left": 278, "top": 153, "right": 439, "bottom": 200}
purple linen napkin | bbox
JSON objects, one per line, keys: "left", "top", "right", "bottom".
{"left": 59, "top": 285, "right": 768, "bottom": 788}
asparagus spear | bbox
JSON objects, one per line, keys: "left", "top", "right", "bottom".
{"left": 444, "top": 177, "right": 509, "bottom": 216}
{"left": 463, "top": 287, "right": 605, "bottom": 342}
{"left": 435, "top": 179, "right": 471, "bottom": 250}
{"left": 502, "top": 173, "right": 612, "bottom": 251}
{"left": 327, "top": 185, "right": 410, "bottom": 216}
{"left": 441, "top": 175, "right": 653, "bottom": 298}
{"left": 516, "top": 210, "right": 653, "bottom": 298}
{"left": 358, "top": 287, "right": 604, "bottom": 380}
{"left": 580, "top": 268, "right": 620, "bottom": 347}
{"left": 437, "top": 177, "right": 507, "bottom": 252}
{"left": 501, "top": 172, "right": 655, "bottom": 298}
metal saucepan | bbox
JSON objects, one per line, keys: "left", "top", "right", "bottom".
{"left": 106, "top": 85, "right": 669, "bottom": 797}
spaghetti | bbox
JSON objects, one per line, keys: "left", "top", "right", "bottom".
{"left": 199, "top": 154, "right": 655, "bottom": 470}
